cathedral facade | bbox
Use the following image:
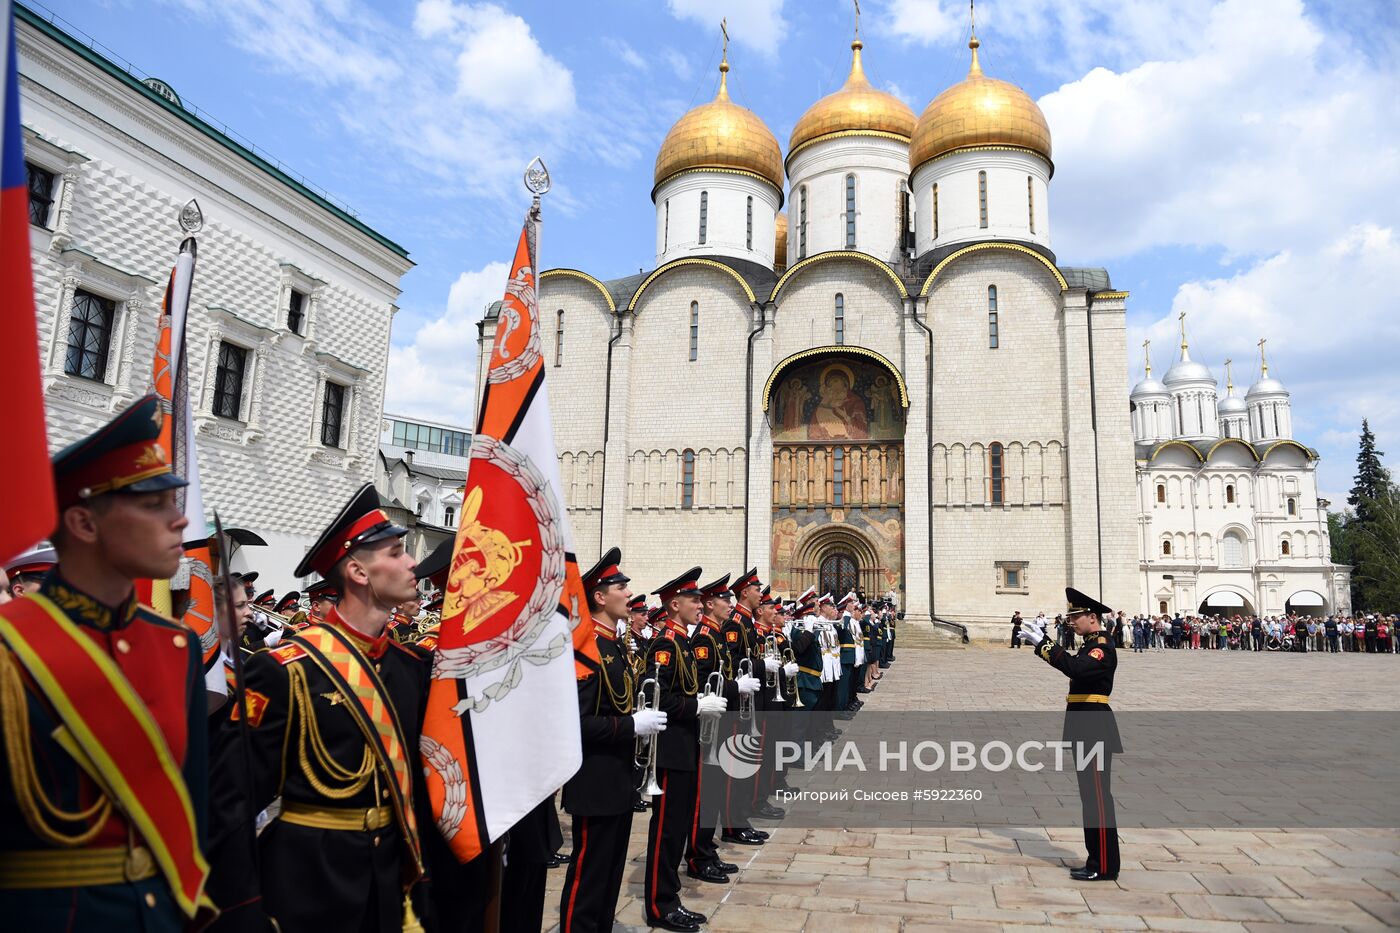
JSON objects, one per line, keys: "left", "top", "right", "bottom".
{"left": 476, "top": 29, "right": 1343, "bottom": 633}
{"left": 474, "top": 31, "right": 1137, "bottom": 634}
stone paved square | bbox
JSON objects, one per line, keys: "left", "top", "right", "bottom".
{"left": 542, "top": 631, "right": 1400, "bottom": 932}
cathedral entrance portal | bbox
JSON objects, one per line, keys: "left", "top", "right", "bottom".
{"left": 820, "top": 552, "right": 859, "bottom": 598}
{"left": 765, "top": 348, "right": 908, "bottom": 601}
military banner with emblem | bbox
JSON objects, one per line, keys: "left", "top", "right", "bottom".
{"left": 421, "top": 163, "right": 598, "bottom": 863}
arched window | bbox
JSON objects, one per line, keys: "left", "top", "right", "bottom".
{"left": 978, "top": 170, "right": 988, "bottom": 228}
{"left": 845, "top": 174, "right": 857, "bottom": 247}
{"left": 1158, "top": 600, "right": 1169, "bottom": 615}
{"left": 832, "top": 447, "right": 845, "bottom": 506}
{"left": 1162, "top": 539, "right": 1172, "bottom": 556}
{"left": 1273, "top": 405, "right": 1280, "bottom": 437}
{"left": 1287, "top": 497, "right": 1296, "bottom": 516}
{"left": 1027, "top": 176, "right": 1035, "bottom": 233}
{"left": 987, "top": 285, "right": 999, "bottom": 349}
{"left": 834, "top": 293, "right": 845, "bottom": 345}
{"left": 698, "top": 191, "right": 708, "bottom": 245}
{"left": 689, "top": 301, "right": 699, "bottom": 362}
{"left": 1226, "top": 484, "right": 1235, "bottom": 504}
{"left": 443, "top": 506, "right": 456, "bottom": 527}
{"left": 746, "top": 195, "right": 753, "bottom": 250}
{"left": 1222, "top": 531, "right": 1244, "bottom": 568}
{"left": 1281, "top": 538, "right": 1291, "bottom": 556}
{"left": 989, "top": 442, "right": 1004, "bottom": 504}
{"left": 1156, "top": 484, "right": 1166, "bottom": 504}
{"left": 898, "top": 180, "right": 911, "bottom": 249}
{"left": 554, "top": 309, "right": 564, "bottom": 367}
{"left": 681, "top": 449, "right": 696, "bottom": 508}
{"left": 1177, "top": 396, "right": 1184, "bottom": 434}
{"left": 932, "top": 182, "right": 940, "bottom": 239}
{"left": 798, "top": 186, "right": 808, "bottom": 259}
{"left": 663, "top": 199, "right": 670, "bottom": 252}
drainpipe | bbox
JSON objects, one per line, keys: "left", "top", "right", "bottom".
{"left": 598, "top": 311, "right": 623, "bottom": 547}
{"left": 1086, "top": 292, "right": 1104, "bottom": 597}
{"left": 909, "top": 296, "right": 935, "bottom": 619}
{"left": 742, "top": 301, "right": 767, "bottom": 568}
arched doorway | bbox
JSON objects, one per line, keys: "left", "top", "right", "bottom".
{"left": 1285, "top": 590, "right": 1328, "bottom": 616}
{"left": 1198, "top": 589, "right": 1256, "bottom": 617}
{"left": 764, "top": 348, "right": 908, "bottom": 600}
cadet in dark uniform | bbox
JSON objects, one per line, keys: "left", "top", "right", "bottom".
{"left": 643, "top": 568, "right": 725, "bottom": 933}
{"left": 206, "top": 485, "right": 432, "bottom": 932}
{"left": 0, "top": 395, "right": 213, "bottom": 931}
{"left": 559, "top": 548, "right": 667, "bottom": 933}
{"left": 1018, "top": 587, "right": 1122, "bottom": 882}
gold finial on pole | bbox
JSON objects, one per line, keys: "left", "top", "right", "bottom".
{"left": 1258, "top": 337, "right": 1269, "bottom": 377}
{"left": 1178, "top": 311, "right": 1188, "bottom": 353}
{"left": 1225, "top": 358, "right": 1234, "bottom": 393}
{"left": 1142, "top": 339, "right": 1152, "bottom": 377}
{"left": 717, "top": 18, "right": 730, "bottom": 98}
{"left": 968, "top": 0, "right": 982, "bottom": 75}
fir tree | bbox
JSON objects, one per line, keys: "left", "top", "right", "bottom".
{"left": 1348, "top": 420, "right": 1390, "bottom": 525}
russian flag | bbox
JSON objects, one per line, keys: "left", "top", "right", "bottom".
{"left": 0, "top": 1, "right": 56, "bottom": 565}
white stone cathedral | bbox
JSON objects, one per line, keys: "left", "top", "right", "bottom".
{"left": 476, "top": 28, "right": 1347, "bottom": 635}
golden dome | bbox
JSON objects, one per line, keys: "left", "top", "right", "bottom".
{"left": 774, "top": 212, "right": 788, "bottom": 273}
{"left": 909, "top": 35, "right": 1052, "bottom": 174}
{"left": 653, "top": 55, "right": 783, "bottom": 196}
{"left": 788, "top": 40, "right": 917, "bottom": 160}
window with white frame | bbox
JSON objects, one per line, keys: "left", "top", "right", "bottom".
{"left": 64, "top": 289, "right": 116, "bottom": 381}
{"left": 321, "top": 381, "right": 347, "bottom": 447}
{"left": 213, "top": 341, "right": 249, "bottom": 420}
{"left": 995, "top": 560, "right": 1028, "bottom": 594}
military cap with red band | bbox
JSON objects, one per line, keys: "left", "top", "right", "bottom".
{"left": 5, "top": 543, "right": 57, "bottom": 578}
{"left": 294, "top": 483, "right": 407, "bottom": 579}
{"left": 628, "top": 595, "right": 648, "bottom": 612}
{"left": 253, "top": 589, "right": 276, "bottom": 607}
{"left": 730, "top": 567, "right": 760, "bottom": 596}
{"left": 700, "top": 573, "right": 731, "bottom": 600}
{"left": 274, "top": 591, "right": 301, "bottom": 614}
{"left": 582, "top": 547, "right": 630, "bottom": 590}
{"left": 305, "top": 579, "right": 340, "bottom": 602}
{"left": 796, "top": 585, "right": 818, "bottom": 614}
{"left": 647, "top": 606, "right": 668, "bottom": 625}
{"left": 51, "top": 394, "right": 187, "bottom": 510}
{"left": 653, "top": 566, "right": 703, "bottom": 604}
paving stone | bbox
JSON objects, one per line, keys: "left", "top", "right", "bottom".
{"left": 948, "top": 862, "right": 1032, "bottom": 884}
{"left": 993, "top": 883, "right": 1090, "bottom": 910}
{"left": 1192, "top": 871, "right": 1297, "bottom": 898}
{"left": 1114, "top": 869, "right": 1208, "bottom": 894}
{"left": 705, "top": 904, "right": 809, "bottom": 931}
{"left": 905, "top": 879, "right": 998, "bottom": 906}
{"left": 1171, "top": 894, "right": 1284, "bottom": 922}
{"left": 1260, "top": 896, "right": 1390, "bottom": 928}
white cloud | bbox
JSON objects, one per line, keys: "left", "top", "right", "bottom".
{"left": 384, "top": 261, "right": 509, "bottom": 425}
{"left": 604, "top": 37, "right": 650, "bottom": 72}
{"left": 666, "top": 0, "right": 787, "bottom": 55}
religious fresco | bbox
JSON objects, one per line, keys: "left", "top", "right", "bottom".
{"left": 768, "top": 507, "right": 904, "bottom": 600}
{"left": 771, "top": 357, "right": 905, "bottom": 443}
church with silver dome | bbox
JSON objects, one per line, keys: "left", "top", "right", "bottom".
{"left": 477, "top": 25, "right": 1347, "bottom": 635}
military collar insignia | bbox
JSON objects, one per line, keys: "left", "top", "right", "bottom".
{"left": 41, "top": 573, "right": 139, "bottom": 631}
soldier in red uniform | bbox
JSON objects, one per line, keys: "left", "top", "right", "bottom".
{"left": 0, "top": 395, "right": 213, "bottom": 931}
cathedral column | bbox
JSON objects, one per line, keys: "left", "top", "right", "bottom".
{"left": 745, "top": 302, "right": 774, "bottom": 581}
{"left": 1086, "top": 293, "right": 1139, "bottom": 611}
{"left": 901, "top": 295, "right": 932, "bottom": 624}
{"left": 601, "top": 311, "right": 634, "bottom": 552}
{"left": 1061, "top": 289, "right": 1101, "bottom": 595}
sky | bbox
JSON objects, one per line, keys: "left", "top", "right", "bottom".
{"left": 32, "top": 0, "right": 1400, "bottom": 504}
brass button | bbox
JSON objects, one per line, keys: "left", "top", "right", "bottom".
{"left": 381, "top": 788, "right": 389, "bottom": 800}
{"left": 373, "top": 836, "right": 381, "bottom": 847}
{"left": 173, "top": 633, "right": 188, "bottom": 648}
{"left": 116, "top": 639, "right": 132, "bottom": 654}
{"left": 144, "top": 892, "right": 157, "bottom": 908}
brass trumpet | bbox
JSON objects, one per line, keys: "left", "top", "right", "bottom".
{"left": 634, "top": 664, "right": 663, "bottom": 797}
{"left": 764, "top": 635, "right": 785, "bottom": 703}
{"left": 782, "top": 646, "right": 804, "bottom": 708}
{"left": 698, "top": 671, "right": 723, "bottom": 766}
{"left": 737, "top": 658, "right": 759, "bottom": 737}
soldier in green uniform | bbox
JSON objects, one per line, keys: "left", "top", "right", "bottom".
{"left": 0, "top": 395, "right": 214, "bottom": 931}
{"left": 1017, "top": 587, "right": 1122, "bottom": 882}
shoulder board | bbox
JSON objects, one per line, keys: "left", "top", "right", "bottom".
{"left": 133, "top": 604, "right": 186, "bottom": 630}
{"left": 387, "top": 640, "right": 424, "bottom": 658}
{"left": 268, "top": 643, "right": 308, "bottom": 666}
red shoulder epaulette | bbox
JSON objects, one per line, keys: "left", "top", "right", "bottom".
{"left": 268, "top": 643, "right": 307, "bottom": 666}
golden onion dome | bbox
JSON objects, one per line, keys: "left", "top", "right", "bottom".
{"left": 788, "top": 40, "right": 917, "bottom": 162}
{"left": 909, "top": 34, "right": 1052, "bottom": 175}
{"left": 654, "top": 54, "right": 783, "bottom": 197}
{"left": 774, "top": 212, "right": 788, "bottom": 273}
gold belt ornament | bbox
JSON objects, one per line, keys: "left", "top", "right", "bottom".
{"left": 280, "top": 801, "right": 393, "bottom": 832}
{"left": 1065, "top": 693, "right": 1111, "bottom": 704}
{"left": 0, "top": 845, "right": 157, "bottom": 888}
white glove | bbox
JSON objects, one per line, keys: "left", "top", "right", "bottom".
{"left": 783, "top": 661, "right": 798, "bottom": 678}
{"left": 763, "top": 656, "right": 780, "bottom": 674}
{"left": 697, "top": 694, "right": 727, "bottom": 717}
{"left": 1019, "top": 619, "right": 1045, "bottom": 646}
{"left": 735, "top": 674, "right": 761, "bottom": 696}
{"left": 632, "top": 708, "right": 667, "bottom": 737}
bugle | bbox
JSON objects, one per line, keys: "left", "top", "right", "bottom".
{"left": 737, "top": 657, "right": 759, "bottom": 737}
{"left": 698, "top": 671, "right": 723, "bottom": 765}
{"left": 764, "top": 634, "right": 784, "bottom": 703}
{"left": 634, "top": 664, "right": 663, "bottom": 797}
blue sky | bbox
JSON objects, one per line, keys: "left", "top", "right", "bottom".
{"left": 34, "top": 0, "right": 1400, "bottom": 502}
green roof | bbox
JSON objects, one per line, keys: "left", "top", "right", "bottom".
{"left": 16, "top": 3, "right": 410, "bottom": 261}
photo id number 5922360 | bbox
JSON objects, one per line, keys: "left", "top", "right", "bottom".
{"left": 913, "top": 789, "right": 983, "bottom": 802}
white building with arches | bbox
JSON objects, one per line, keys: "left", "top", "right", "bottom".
{"left": 476, "top": 27, "right": 1345, "bottom": 635}
{"left": 1135, "top": 347, "right": 1350, "bottom": 618}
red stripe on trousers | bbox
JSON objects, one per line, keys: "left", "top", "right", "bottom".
{"left": 648, "top": 772, "right": 668, "bottom": 920}
{"left": 562, "top": 816, "right": 588, "bottom": 933}
{"left": 1093, "top": 764, "right": 1107, "bottom": 871}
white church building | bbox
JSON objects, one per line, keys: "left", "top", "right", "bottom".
{"left": 474, "top": 27, "right": 1348, "bottom": 635}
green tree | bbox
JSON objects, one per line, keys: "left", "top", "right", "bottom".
{"left": 1349, "top": 482, "right": 1400, "bottom": 612}
{"left": 1348, "top": 419, "right": 1390, "bottom": 524}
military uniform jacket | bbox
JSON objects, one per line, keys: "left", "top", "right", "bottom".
{"left": 721, "top": 607, "right": 766, "bottom": 711}
{"left": 1034, "top": 631, "right": 1122, "bottom": 753}
{"left": 206, "top": 612, "right": 432, "bottom": 932}
{"left": 837, "top": 615, "right": 857, "bottom": 664}
{"left": 0, "top": 574, "right": 208, "bottom": 932}
{"left": 563, "top": 624, "right": 638, "bottom": 816}
{"left": 789, "top": 622, "right": 823, "bottom": 692}
{"left": 645, "top": 626, "right": 700, "bottom": 772}
{"left": 692, "top": 620, "right": 740, "bottom": 706}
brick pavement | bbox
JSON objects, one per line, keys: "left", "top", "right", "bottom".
{"left": 541, "top": 633, "right": 1400, "bottom": 932}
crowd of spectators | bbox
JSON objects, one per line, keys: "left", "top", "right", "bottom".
{"left": 1009, "top": 609, "right": 1396, "bottom": 654}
